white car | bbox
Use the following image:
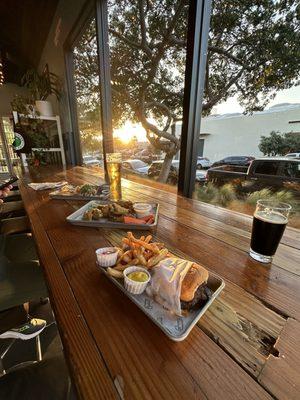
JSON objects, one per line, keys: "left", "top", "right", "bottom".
{"left": 197, "top": 157, "right": 211, "bottom": 169}
{"left": 285, "top": 152, "right": 300, "bottom": 158}
{"left": 195, "top": 169, "right": 207, "bottom": 182}
{"left": 122, "top": 159, "right": 150, "bottom": 175}
{"left": 82, "top": 155, "right": 101, "bottom": 166}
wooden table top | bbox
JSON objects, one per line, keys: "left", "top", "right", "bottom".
{"left": 19, "top": 166, "right": 300, "bottom": 400}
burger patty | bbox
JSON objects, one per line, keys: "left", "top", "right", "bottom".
{"left": 180, "top": 285, "right": 212, "bottom": 310}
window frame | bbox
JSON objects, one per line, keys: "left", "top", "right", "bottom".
{"left": 64, "top": 0, "right": 114, "bottom": 168}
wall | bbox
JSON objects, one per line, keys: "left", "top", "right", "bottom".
{"left": 0, "top": 83, "right": 29, "bottom": 116}
{"left": 200, "top": 104, "right": 300, "bottom": 162}
{"left": 38, "top": 0, "right": 86, "bottom": 142}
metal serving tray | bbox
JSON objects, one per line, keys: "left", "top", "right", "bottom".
{"left": 67, "top": 200, "right": 159, "bottom": 230}
{"left": 98, "top": 264, "right": 225, "bottom": 341}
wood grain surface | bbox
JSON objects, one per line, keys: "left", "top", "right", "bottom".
{"left": 18, "top": 166, "right": 300, "bottom": 400}
{"left": 258, "top": 318, "right": 300, "bottom": 400}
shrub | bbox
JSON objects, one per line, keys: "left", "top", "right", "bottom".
{"left": 218, "top": 184, "right": 237, "bottom": 207}
{"left": 245, "top": 189, "right": 273, "bottom": 206}
{"left": 196, "top": 183, "right": 237, "bottom": 207}
{"left": 196, "top": 183, "right": 219, "bottom": 204}
{"left": 246, "top": 189, "right": 295, "bottom": 207}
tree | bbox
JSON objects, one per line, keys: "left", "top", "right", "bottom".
{"left": 74, "top": 0, "right": 300, "bottom": 181}
{"left": 73, "top": 21, "right": 103, "bottom": 156}
{"left": 259, "top": 131, "right": 300, "bottom": 156}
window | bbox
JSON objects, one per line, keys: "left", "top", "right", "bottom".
{"left": 279, "top": 161, "right": 300, "bottom": 179}
{"left": 72, "top": 17, "right": 104, "bottom": 164}
{"left": 65, "top": 0, "right": 299, "bottom": 228}
{"left": 0, "top": 117, "right": 19, "bottom": 173}
{"left": 254, "top": 161, "right": 279, "bottom": 176}
{"left": 193, "top": 0, "right": 300, "bottom": 229}
{"left": 107, "top": 0, "right": 190, "bottom": 191}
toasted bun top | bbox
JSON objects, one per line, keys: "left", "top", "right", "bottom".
{"left": 180, "top": 263, "right": 209, "bottom": 302}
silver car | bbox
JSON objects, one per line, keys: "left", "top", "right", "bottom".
{"left": 122, "top": 159, "right": 150, "bottom": 175}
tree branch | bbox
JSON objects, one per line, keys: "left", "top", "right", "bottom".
{"left": 138, "top": 0, "right": 152, "bottom": 56}
{"left": 138, "top": 100, "right": 180, "bottom": 150}
{"left": 109, "top": 28, "right": 141, "bottom": 50}
{"left": 167, "top": 34, "right": 185, "bottom": 47}
{"left": 203, "top": 69, "right": 244, "bottom": 111}
{"left": 145, "top": 0, "right": 187, "bottom": 85}
{"left": 208, "top": 45, "right": 251, "bottom": 70}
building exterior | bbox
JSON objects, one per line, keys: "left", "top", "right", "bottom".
{"left": 184, "top": 103, "right": 300, "bottom": 163}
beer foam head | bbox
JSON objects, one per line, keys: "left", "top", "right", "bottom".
{"left": 254, "top": 210, "right": 288, "bottom": 224}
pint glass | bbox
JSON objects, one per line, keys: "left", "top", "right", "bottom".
{"left": 106, "top": 153, "right": 122, "bottom": 201}
{"left": 249, "top": 200, "right": 291, "bottom": 263}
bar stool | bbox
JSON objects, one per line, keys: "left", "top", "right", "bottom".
{"left": 2, "top": 190, "right": 21, "bottom": 203}
{"left": 0, "top": 216, "right": 30, "bottom": 235}
{"left": 0, "top": 186, "right": 28, "bottom": 234}
{"left": 0, "top": 334, "right": 42, "bottom": 377}
{"left": 0, "top": 353, "right": 76, "bottom": 400}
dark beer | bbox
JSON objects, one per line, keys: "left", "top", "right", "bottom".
{"left": 250, "top": 211, "right": 287, "bottom": 256}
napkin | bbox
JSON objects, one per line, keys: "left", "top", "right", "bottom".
{"left": 28, "top": 181, "right": 68, "bottom": 191}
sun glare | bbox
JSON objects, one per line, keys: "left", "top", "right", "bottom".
{"left": 113, "top": 121, "right": 147, "bottom": 143}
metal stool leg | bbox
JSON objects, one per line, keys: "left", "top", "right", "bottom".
{"left": 36, "top": 335, "right": 42, "bottom": 362}
{"left": 0, "top": 339, "right": 16, "bottom": 377}
{"left": 0, "top": 358, "right": 5, "bottom": 376}
{"left": 0, "top": 334, "right": 43, "bottom": 376}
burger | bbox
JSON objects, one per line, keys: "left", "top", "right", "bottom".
{"left": 147, "top": 257, "right": 212, "bottom": 315}
{"left": 180, "top": 263, "right": 212, "bottom": 310}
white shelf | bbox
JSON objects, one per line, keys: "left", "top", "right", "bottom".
{"left": 32, "top": 148, "right": 62, "bottom": 152}
{"left": 19, "top": 114, "right": 60, "bottom": 121}
{"left": 13, "top": 112, "right": 66, "bottom": 166}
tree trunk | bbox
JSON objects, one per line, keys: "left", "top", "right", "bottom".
{"left": 158, "top": 153, "right": 173, "bottom": 183}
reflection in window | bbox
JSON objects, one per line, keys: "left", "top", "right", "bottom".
{"left": 108, "top": 0, "right": 189, "bottom": 189}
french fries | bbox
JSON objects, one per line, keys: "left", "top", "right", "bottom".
{"left": 108, "top": 232, "right": 169, "bottom": 273}
{"left": 107, "top": 267, "right": 124, "bottom": 278}
{"left": 147, "top": 248, "right": 169, "bottom": 268}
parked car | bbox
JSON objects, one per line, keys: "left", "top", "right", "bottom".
{"left": 122, "top": 159, "right": 150, "bottom": 175}
{"left": 148, "top": 160, "right": 207, "bottom": 183}
{"left": 211, "top": 156, "right": 255, "bottom": 168}
{"left": 207, "top": 157, "right": 300, "bottom": 196}
{"left": 285, "top": 152, "right": 300, "bottom": 158}
{"left": 82, "top": 155, "right": 101, "bottom": 167}
{"left": 134, "top": 149, "right": 153, "bottom": 164}
{"left": 197, "top": 157, "right": 211, "bottom": 169}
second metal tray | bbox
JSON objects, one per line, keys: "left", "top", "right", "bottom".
{"left": 67, "top": 200, "right": 159, "bottom": 230}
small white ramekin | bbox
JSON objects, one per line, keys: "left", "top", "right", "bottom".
{"left": 133, "top": 203, "right": 152, "bottom": 219}
{"left": 96, "top": 247, "right": 118, "bottom": 267}
{"left": 124, "top": 266, "right": 151, "bottom": 295}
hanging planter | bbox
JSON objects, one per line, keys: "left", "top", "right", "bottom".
{"left": 21, "top": 66, "right": 61, "bottom": 117}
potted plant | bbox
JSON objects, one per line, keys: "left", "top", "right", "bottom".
{"left": 11, "top": 95, "right": 51, "bottom": 166}
{"left": 21, "top": 66, "right": 61, "bottom": 117}
{"left": 10, "top": 94, "right": 36, "bottom": 116}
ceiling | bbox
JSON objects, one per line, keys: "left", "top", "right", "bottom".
{"left": 0, "top": 0, "right": 58, "bottom": 84}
